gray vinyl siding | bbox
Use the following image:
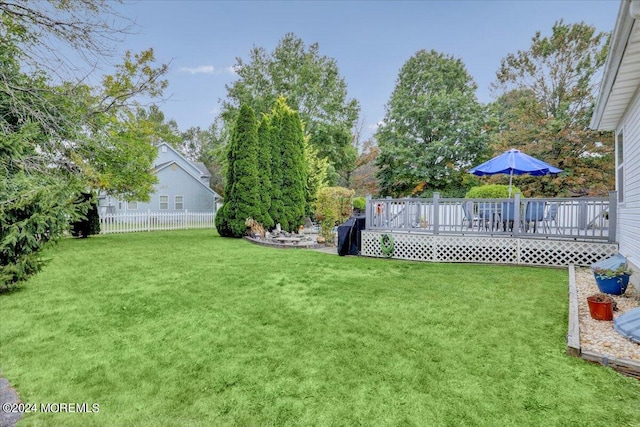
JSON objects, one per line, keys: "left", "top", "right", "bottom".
{"left": 617, "top": 86, "right": 640, "bottom": 284}
{"left": 150, "top": 166, "right": 215, "bottom": 212}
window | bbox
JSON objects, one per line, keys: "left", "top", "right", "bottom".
{"left": 617, "top": 130, "right": 624, "bottom": 203}
{"left": 161, "top": 145, "right": 167, "bottom": 153}
{"left": 128, "top": 201, "right": 138, "bottom": 210}
{"left": 175, "top": 195, "right": 184, "bottom": 210}
{"left": 159, "top": 195, "right": 169, "bottom": 210}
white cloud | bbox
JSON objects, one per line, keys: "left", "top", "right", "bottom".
{"left": 179, "top": 65, "right": 216, "bottom": 74}
{"left": 368, "top": 120, "right": 384, "bottom": 130}
{"left": 225, "top": 66, "right": 237, "bottom": 75}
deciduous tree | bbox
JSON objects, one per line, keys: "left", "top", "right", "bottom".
{"left": 0, "top": 2, "right": 169, "bottom": 288}
{"left": 222, "top": 33, "right": 360, "bottom": 181}
{"left": 375, "top": 50, "right": 487, "bottom": 197}
{"left": 490, "top": 21, "right": 613, "bottom": 196}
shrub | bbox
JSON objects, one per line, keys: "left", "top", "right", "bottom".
{"left": 465, "top": 184, "right": 521, "bottom": 199}
{"left": 70, "top": 192, "right": 100, "bottom": 238}
{"left": 216, "top": 104, "right": 261, "bottom": 237}
{"left": 352, "top": 197, "right": 366, "bottom": 212}
{"left": 315, "top": 187, "right": 354, "bottom": 243}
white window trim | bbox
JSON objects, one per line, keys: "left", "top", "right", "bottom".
{"left": 127, "top": 201, "right": 138, "bottom": 210}
{"left": 175, "top": 195, "right": 184, "bottom": 210}
{"left": 159, "top": 195, "right": 169, "bottom": 210}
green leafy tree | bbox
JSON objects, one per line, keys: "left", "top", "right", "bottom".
{"left": 315, "top": 187, "right": 354, "bottom": 243}
{"left": 215, "top": 105, "right": 261, "bottom": 237}
{"left": 375, "top": 50, "right": 488, "bottom": 197}
{"left": 351, "top": 139, "right": 380, "bottom": 197}
{"left": 222, "top": 33, "right": 360, "bottom": 180}
{"left": 490, "top": 21, "right": 613, "bottom": 196}
{"left": 136, "top": 104, "right": 182, "bottom": 147}
{"left": 179, "top": 120, "right": 228, "bottom": 196}
{"left": 0, "top": 3, "right": 169, "bottom": 288}
{"left": 304, "top": 138, "right": 329, "bottom": 217}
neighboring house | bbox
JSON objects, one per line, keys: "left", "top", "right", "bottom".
{"left": 591, "top": 0, "right": 640, "bottom": 290}
{"left": 98, "top": 142, "right": 220, "bottom": 215}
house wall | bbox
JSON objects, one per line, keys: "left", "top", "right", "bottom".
{"left": 617, "top": 85, "right": 640, "bottom": 290}
{"left": 148, "top": 166, "right": 216, "bottom": 212}
{"left": 98, "top": 143, "right": 218, "bottom": 215}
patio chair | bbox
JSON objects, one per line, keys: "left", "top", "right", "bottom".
{"left": 478, "top": 202, "right": 499, "bottom": 231}
{"left": 524, "top": 201, "right": 546, "bottom": 233}
{"left": 543, "top": 203, "right": 559, "bottom": 234}
{"left": 462, "top": 201, "right": 477, "bottom": 230}
{"left": 501, "top": 201, "right": 516, "bottom": 232}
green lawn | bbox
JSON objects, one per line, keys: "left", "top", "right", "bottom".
{"left": 1, "top": 230, "right": 639, "bottom": 426}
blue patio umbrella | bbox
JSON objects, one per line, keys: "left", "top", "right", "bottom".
{"left": 468, "top": 148, "right": 563, "bottom": 197}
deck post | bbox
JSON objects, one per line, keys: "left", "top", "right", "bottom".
{"left": 433, "top": 192, "right": 440, "bottom": 235}
{"left": 608, "top": 191, "right": 617, "bottom": 243}
{"left": 385, "top": 197, "right": 391, "bottom": 228}
{"left": 513, "top": 193, "right": 521, "bottom": 237}
{"left": 365, "top": 195, "right": 372, "bottom": 229}
{"left": 578, "top": 200, "right": 588, "bottom": 230}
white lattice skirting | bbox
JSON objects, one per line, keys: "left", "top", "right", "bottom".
{"left": 362, "top": 231, "right": 618, "bottom": 267}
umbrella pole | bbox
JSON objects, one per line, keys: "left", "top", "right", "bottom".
{"left": 508, "top": 171, "right": 513, "bottom": 198}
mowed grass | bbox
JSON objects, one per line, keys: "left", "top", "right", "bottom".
{"left": 1, "top": 230, "right": 639, "bottom": 426}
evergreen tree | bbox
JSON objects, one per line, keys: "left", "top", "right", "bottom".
{"left": 267, "top": 98, "right": 307, "bottom": 231}
{"left": 215, "top": 105, "right": 261, "bottom": 237}
{"left": 256, "top": 116, "right": 274, "bottom": 229}
{"left": 268, "top": 102, "right": 286, "bottom": 228}
{"left": 71, "top": 192, "right": 101, "bottom": 238}
{"left": 281, "top": 109, "right": 307, "bottom": 230}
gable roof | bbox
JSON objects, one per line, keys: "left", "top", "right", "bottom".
{"left": 591, "top": 0, "right": 640, "bottom": 130}
{"left": 155, "top": 142, "right": 207, "bottom": 179}
{"left": 155, "top": 160, "right": 220, "bottom": 199}
{"left": 192, "top": 161, "right": 211, "bottom": 178}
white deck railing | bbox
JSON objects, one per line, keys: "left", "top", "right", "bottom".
{"left": 99, "top": 210, "right": 216, "bottom": 234}
{"left": 366, "top": 192, "right": 617, "bottom": 243}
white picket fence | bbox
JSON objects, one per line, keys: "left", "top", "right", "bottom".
{"left": 99, "top": 210, "right": 216, "bottom": 234}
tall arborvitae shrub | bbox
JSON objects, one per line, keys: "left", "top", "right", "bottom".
{"left": 215, "top": 104, "right": 261, "bottom": 237}
{"left": 268, "top": 102, "right": 286, "bottom": 229}
{"left": 256, "top": 116, "right": 274, "bottom": 229}
{"left": 71, "top": 192, "right": 100, "bottom": 237}
{"left": 267, "top": 97, "right": 307, "bottom": 232}
{"left": 280, "top": 108, "right": 307, "bottom": 231}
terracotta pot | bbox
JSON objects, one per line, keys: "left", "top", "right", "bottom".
{"left": 587, "top": 294, "right": 614, "bottom": 321}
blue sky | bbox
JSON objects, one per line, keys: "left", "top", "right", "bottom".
{"left": 113, "top": 0, "right": 619, "bottom": 139}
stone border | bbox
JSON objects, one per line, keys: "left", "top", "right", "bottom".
{"left": 243, "top": 236, "right": 322, "bottom": 250}
{"left": 567, "top": 264, "right": 640, "bottom": 379}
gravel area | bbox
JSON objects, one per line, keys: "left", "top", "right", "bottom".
{"left": 575, "top": 267, "right": 640, "bottom": 361}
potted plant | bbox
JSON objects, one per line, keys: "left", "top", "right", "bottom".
{"left": 586, "top": 293, "right": 615, "bottom": 321}
{"left": 593, "top": 265, "right": 632, "bottom": 295}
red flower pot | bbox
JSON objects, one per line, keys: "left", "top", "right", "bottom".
{"left": 587, "top": 294, "right": 614, "bottom": 321}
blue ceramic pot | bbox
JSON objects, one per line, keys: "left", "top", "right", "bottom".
{"left": 594, "top": 273, "right": 630, "bottom": 295}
